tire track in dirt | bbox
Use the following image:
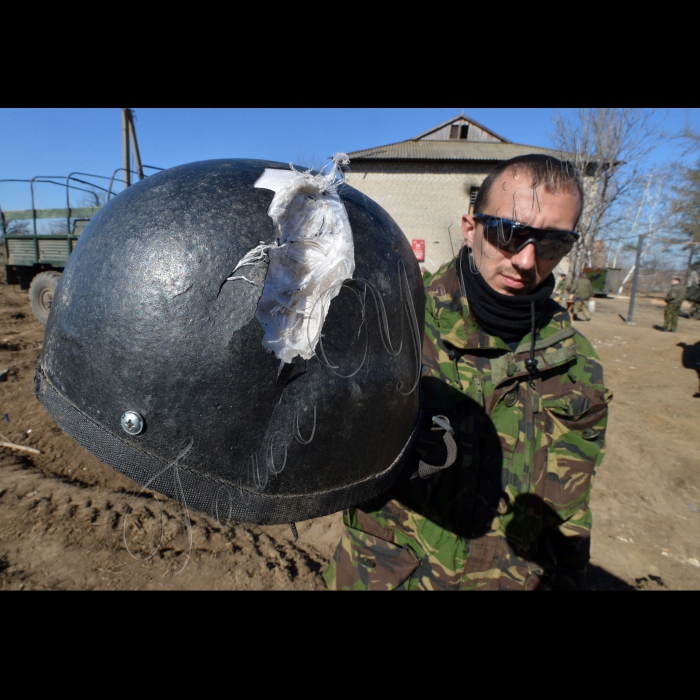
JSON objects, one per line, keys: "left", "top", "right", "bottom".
{"left": 0, "top": 447, "right": 337, "bottom": 589}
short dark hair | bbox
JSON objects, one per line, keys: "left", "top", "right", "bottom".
{"left": 473, "top": 154, "right": 584, "bottom": 225}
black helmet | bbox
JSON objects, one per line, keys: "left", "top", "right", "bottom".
{"left": 35, "top": 158, "right": 424, "bottom": 525}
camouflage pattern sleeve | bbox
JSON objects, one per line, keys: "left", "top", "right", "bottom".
{"left": 539, "top": 331, "right": 611, "bottom": 586}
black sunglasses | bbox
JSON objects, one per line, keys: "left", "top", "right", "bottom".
{"left": 473, "top": 213, "right": 579, "bottom": 260}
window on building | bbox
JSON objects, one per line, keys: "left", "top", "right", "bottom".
{"left": 450, "top": 124, "right": 470, "bottom": 140}
{"left": 469, "top": 186, "right": 480, "bottom": 214}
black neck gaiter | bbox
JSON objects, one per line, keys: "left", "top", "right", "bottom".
{"left": 459, "top": 248, "right": 555, "bottom": 344}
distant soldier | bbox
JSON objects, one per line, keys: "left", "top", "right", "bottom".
{"left": 663, "top": 277, "right": 687, "bottom": 332}
{"left": 554, "top": 273, "right": 568, "bottom": 299}
{"left": 568, "top": 274, "right": 593, "bottom": 321}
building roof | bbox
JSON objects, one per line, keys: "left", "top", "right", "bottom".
{"left": 347, "top": 139, "right": 568, "bottom": 162}
{"left": 412, "top": 113, "right": 511, "bottom": 143}
{"left": 345, "top": 113, "right": 590, "bottom": 167}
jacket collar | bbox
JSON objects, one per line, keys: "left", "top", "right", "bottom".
{"left": 426, "top": 255, "right": 573, "bottom": 355}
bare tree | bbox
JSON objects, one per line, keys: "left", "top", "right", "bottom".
{"left": 4, "top": 220, "right": 31, "bottom": 236}
{"left": 609, "top": 172, "right": 653, "bottom": 270}
{"left": 669, "top": 158, "right": 700, "bottom": 285}
{"left": 616, "top": 170, "right": 678, "bottom": 292}
{"left": 673, "top": 109, "right": 700, "bottom": 156}
{"left": 551, "top": 108, "right": 666, "bottom": 277}
{"left": 666, "top": 112, "right": 700, "bottom": 285}
{"left": 47, "top": 219, "right": 71, "bottom": 235}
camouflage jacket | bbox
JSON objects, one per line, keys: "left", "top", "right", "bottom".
{"left": 568, "top": 276, "right": 593, "bottom": 300}
{"left": 666, "top": 283, "right": 687, "bottom": 307}
{"left": 323, "top": 256, "right": 612, "bottom": 590}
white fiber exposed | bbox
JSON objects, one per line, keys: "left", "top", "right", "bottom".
{"left": 227, "top": 242, "right": 272, "bottom": 285}
{"left": 250, "top": 153, "right": 355, "bottom": 365}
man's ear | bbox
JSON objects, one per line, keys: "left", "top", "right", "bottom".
{"left": 462, "top": 214, "right": 475, "bottom": 247}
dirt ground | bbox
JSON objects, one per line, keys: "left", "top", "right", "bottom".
{"left": 1, "top": 274, "right": 699, "bottom": 590}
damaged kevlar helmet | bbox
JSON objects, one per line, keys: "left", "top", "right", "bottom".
{"left": 35, "top": 157, "right": 424, "bottom": 525}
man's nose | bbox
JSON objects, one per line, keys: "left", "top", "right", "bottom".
{"left": 510, "top": 242, "right": 537, "bottom": 270}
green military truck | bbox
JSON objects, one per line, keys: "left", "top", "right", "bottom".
{"left": 3, "top": 208, "right": 100, "bottom": 324}
{"left": 1, "top": 174, "right": 115, "bottom": 324}
{"left": 2, "top": 169, "right": 159, "bottom": 324}
{"left": 583, "top": 267, "right": 623, "bottom": 297}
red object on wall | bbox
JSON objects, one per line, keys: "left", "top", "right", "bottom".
{"left": 412, "top": 239, "right": 425, "bottom": 261}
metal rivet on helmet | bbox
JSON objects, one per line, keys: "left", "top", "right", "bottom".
{"left": 120, "top": 411, "right": 144, "bottom": 435}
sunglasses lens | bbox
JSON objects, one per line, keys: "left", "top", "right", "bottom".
{"left": 480, "top": 218, "right": 573, "bottom": 260}
{"left": 484, "top": 228, "right": 531, "bottom": 252}
{"left": 537, "top": 238, "right": 573, "bottom": 260}
{"left": 483, "top": 221, "right": 519, "bottom": 246}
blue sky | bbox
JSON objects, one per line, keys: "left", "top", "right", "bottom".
{"left": 1, "top": 108, "right": 698, "bottom": 212}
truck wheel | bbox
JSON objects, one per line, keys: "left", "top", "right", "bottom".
{"left": 29, "top": 271, "right": 62, "bottom": 326}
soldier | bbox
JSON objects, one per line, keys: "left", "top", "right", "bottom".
{"left": 323, "top": 154, "right": 611, "bottom": 591}
{"left": 554, "top": 272, "right": 568, "bottom": 300}
{"left": 663, "top": 277, "right": 687, "bottom": 332}
{"left": 567, "top": 274, "right": 593, "bottom": 321}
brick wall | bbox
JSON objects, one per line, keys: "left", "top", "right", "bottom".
{"left": 344, "top": 161, "right": 495, "bottom": 273}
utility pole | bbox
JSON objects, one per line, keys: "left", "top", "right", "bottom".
{"left": 122, "top": 108, "right": 131, "bottom": 190}
{"left": 127, "top": 111, "right": 144, "bottom": 181}
{"left": 121, "top": 108, "right": 145, "bottom": 189}
{"left": 626, "top": 234, "right": 645, "bottom": 325}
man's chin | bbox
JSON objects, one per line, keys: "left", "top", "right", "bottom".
{"left": 499, "top": 288, "right": 533, "bottom": 297}
{"left": 507, "top": 285, "right": 537, "bottom": 295}
{"left": 497, "top": 279, "right": 537, "bottom": 296}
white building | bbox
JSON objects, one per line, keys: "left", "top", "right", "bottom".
{"left": 344, "top": 113, "right": 575, "bottom": 274}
